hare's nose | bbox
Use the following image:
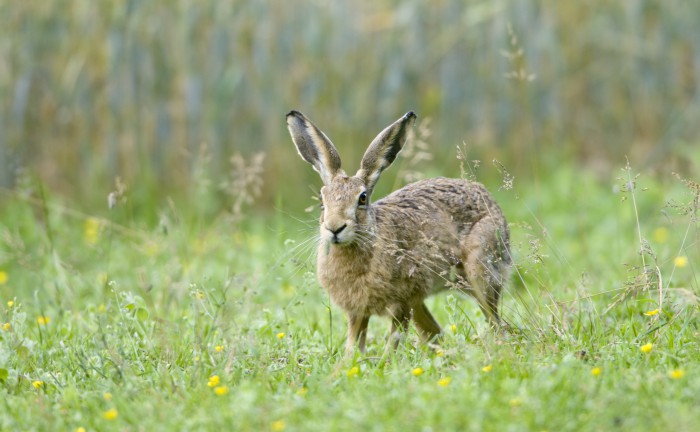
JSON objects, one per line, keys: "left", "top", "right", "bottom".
{"left": 328, "top": 224, "right": 347, "bottom": 235}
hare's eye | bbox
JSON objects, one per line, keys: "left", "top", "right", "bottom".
{"left": 358, "top": 192, "right": 367, "bottom": 206}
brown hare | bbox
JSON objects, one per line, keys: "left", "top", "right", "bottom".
{"left": 286, "top": 110, "right": 510, "bottom": 355}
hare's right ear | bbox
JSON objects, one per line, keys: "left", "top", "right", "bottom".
{"left": 286, "top": 110, "right": 342, "bottom": 185}
{"left": 357, "top": 111, "right": 416, "bottom": 196}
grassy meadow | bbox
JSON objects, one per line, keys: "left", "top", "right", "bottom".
{"left": 1, "top": 157, "right": 699, "bottom": 431}
{"left": 2, "top": 1, "right": 700, "bottom": 431}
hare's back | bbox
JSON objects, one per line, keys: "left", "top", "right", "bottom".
{"left": 376, "top": 177, "right": 501, "bottom": 225}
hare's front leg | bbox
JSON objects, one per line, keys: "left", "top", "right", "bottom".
{"left": 346, "top": 313, "right": 370, "bottom": 355}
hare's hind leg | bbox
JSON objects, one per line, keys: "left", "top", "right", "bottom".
{"left": 460, "top": 218, "right": 507, "bottom": 327}
{"left": 412, "top": 302, "right": 442, "bottom": 343}
{"left": 346, "top": 314, "right": 370, "bottom": 355}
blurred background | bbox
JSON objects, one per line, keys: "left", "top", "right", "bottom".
{"left": 1, "top": 0, "right": 699, "bottom": 216}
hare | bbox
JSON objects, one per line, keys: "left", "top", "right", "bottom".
{"left": 286, "top": 110, "right": 510, "bottom": 355}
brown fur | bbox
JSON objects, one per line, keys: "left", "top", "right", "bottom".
{"left": 287, "top": 110, "right": 510, "bottom": 355}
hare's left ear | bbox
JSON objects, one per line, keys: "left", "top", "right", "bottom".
{"left": 356, "top": 111, "right": 416, "bottom": 196}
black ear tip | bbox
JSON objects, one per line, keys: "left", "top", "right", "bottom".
{"left": 286, "top": 110, "right": 302, "bottom": 118}
{"left": 404, "top": 111, "right": 417, "bottom": 121}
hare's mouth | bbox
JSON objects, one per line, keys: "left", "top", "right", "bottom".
{"left": 329, "top": 232, "right": 353, "bottom": 245}
{"left": 323, "top": 234, "right": 358, "bottom": 247}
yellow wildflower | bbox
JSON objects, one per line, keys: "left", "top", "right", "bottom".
{"left": 215, "top": 345, "right": 224, "bottom": 353}
{"left": 84, "top": 218, "right": 101, "bottom": 245}
{"left": 509, "top": 397, "right": 523, "bottom": 407}
{"left": 346, "top": 366, "right": 360, "bottom": 378}
{"left": 75, "top": 427, "right": 87, "bottom": 432}
{"left": 675, "top": 256, "right": 688, "bottom": 268}
{"left": 143, "top": 242, "right": 160, "bottom": 257}
{"left": 450, "top": 324, "right": 457, "bottom": 332}
{"left": 482, "top": 365, "right": 493, "bottom": 373}
{"left": 282, "top": 282, "right": 295, "bottom": 295}
{"left": 103, "top": 392, "right": 113, "bottom": 401}
{"left": 271, "top": 420, "right": 286, "bottom": 431}
{"left": 669, "top": 369, "right": 685, "bottom": 379}
{"left": 0, "top": 271, "right": 7, "bottom": 285}
{"left": 591, "top": 367, "right": 602, "bottom": 377}
{"left": 32, "top": 380, "right": 44, "bottom": 389}
{"left": 437, "top": 377, "right": 452, "bottom": 387}
{"left": 207, "top": 375, "right": 220, "bottom": 387}
{"left": 102, "top": 408, "right": 118, "bottom": 420}
{"left": 644, "top": 309, "right": 659, "bottom": 316}
{"left": 435, "top": 348, "right": 445, "bottom": 357}
{"left": 412, "top": 367, "right": 424, "bottom": 377}
{"left": 37, "top": 316, "right": 50, "bottom": 325}
{"left": 214, "top": 385, "right": 229, "bottom": 396}
{"left": 193, "top": 238, "right": 206, "bottom": 255}
{"left": 640, "top": 343, "right": 653, "bottom": 354}
{"left": 652, "top": 227, "right": 669, "bottom": 244}
{"left": 276, "top": 332, "right": 285, "bottom": 339}
{"left": 2, "top": 323, "right": 10, "bottom": 331}
{"left": 7, "top": 300, "right": 13, "bottom": 308}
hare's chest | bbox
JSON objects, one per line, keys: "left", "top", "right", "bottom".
{"left": 317, "top": 250, "right": 420, "bottom": 316}
{"left": 317, "top": 260, "right": 368, "bottom": 313}
{"left": 316, "top": 251, "right": 394, "bottom": 315}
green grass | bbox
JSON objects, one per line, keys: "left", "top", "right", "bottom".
{"left": 1, "top": 162, "right": 699, "bottom": 431}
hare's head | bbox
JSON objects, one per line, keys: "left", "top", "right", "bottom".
{"left": 287, "top": 110, "right": 416, "bottom": 246}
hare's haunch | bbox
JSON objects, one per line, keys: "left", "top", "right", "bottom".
{"left": 287, "top": 110, "right": 510, "bottom": 354}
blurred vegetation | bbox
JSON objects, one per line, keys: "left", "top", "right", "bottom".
{"left": 1, "top": 0, "right": 699, "bottom": 213}
{"left": 1, "top": 3, "right": 700, "bottom": 429}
